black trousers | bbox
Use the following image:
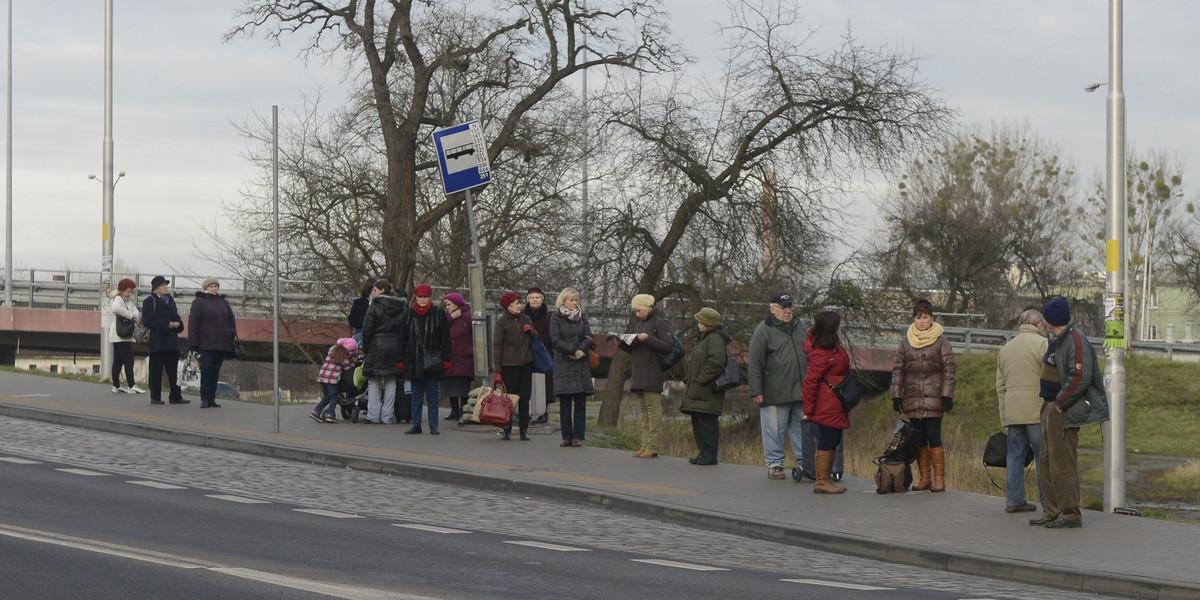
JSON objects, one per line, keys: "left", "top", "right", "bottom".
{"left": 500, "top": 363, "right": 533, "bottom": 432}
{"left": 148, "top": 350, "right": 183, "bottom": 402}
{"left": 689, "top": 412, "right": 719, "bottom": 460}
{"left": 111, "top": 342, "right": 135, "bottom": 387}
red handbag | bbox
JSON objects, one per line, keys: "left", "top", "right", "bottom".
{"left": 477, "top": 375, "right": 515, "bottom": 427}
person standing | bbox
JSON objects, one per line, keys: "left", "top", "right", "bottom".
{"left": 493, "top": 291, "right": 536, "bottom": 441}
{"left": 108, "top": 278, "right": 145, "bottom": 394}
{"left": 995, "top": 309, "right": 1047, "bottom": 513}
{"left": 401, "top": 284, "right": 452, "bottom": 435}
{"left": 680, "top": 307, "right": 729, "bottom": 466}
{"left": 618, "top": 293, "right": 673, "bottom": 458}
{"left": 347, "top": 278, "right": 374, "bottom": 345}
{"left": 891, "top": 298, "right": 956, "bottom": 492}
{"left": 442, "top": 292, "right": 474, "bottom": 422}
{"left": 548, "top": 287, "right": 594, "bottom": 447}
{"left": 524, "top": 287, "right": 554, "bottom": 423}
{"left": 747, "top": 291, "right": 807, "bottom": 480}
{"left": 1031, "top": 297, "right": 1110, "bottom": 529}
{"left": 802, "top": 310, "right": 851, "bottom": 494}
{"left": 141, "top": 275, "right": 188, "bottom": 405}
{"left": 360, "top": 279, "right": 406, "bottom": 424}
{"left": 188, "top": 277, "right": 237, "bottom": 408}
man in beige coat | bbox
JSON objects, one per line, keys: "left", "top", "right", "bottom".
{"left": 995, "top": 309, "right": 1047, "bottom": 513}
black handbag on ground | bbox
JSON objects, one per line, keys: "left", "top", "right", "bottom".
{"left": 880, "top": 419, "right": 925, "bottom": 464}
{"left": 710, "top": 358, "right": 741, "bottom": 392}
{"left": 115, "top": 315, "right": 136, "bottom": 338}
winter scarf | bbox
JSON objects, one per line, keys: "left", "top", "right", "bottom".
{"left": 558, "top": 306, "right": 581, "bottom": 322}
{"left": 907, "top": 321, "right": 945, "bottom": 349}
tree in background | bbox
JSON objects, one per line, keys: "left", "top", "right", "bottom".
{"left": 1084, "top": 150, "right": 1186, "bottom": 340}
{"left": 870, "top": 122, "right": 1080, "bottom": 325}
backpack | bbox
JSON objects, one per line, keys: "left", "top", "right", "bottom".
{"left": 874, "top": 458, "right": 912, "bottom": 494}
{"left": 658, "top": 333, "right": 685, "bottom": 371}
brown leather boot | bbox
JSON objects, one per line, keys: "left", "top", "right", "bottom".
{"left": 813, "top": 450, "right": 846, "bottom": 494}
{"left": 912, "top": 446, "right": 932, "bottom": 491}
{"left": 930, "top": 446, "right": 946, "bottom": 492}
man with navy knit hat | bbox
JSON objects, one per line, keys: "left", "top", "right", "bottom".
{"left": 1032, "top": 297, "right": 1110, "bottom": 529}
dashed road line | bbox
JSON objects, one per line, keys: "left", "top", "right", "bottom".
{"left": 0, "top": 457, "right": 41, "bottom": 464}
{"left": 56, "top": 468, "right": 109, "bottom": 476}
{"left": 780, "top": 578, "right": 893, "bottom": 590}
{"left": 205, "top": 494, "right": 271, "bottom": 504}
{"left": 294, "top": 508, "right": 363, "bottom": 519}
{"left": 128, "top": 480, "right": 187, "bottom": 490}
{"left": 504, "top": 540, "right": 590, "bottom": 552}
{"left": 631, "top": 559, "right": 728, "bottom": 571}
{"left": 393, "top": 523, "right": 471, "bottom": 534}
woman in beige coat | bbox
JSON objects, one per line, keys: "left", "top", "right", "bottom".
{"left": 890, "top": 298, "right": 956, "bottom": 492}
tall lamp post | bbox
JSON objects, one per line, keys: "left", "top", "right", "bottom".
{"left": 89, "top": 170, "right": 124, "bottom": 379}
{"left": 1101, "top": 0, "right": 1127, "bottom": 513}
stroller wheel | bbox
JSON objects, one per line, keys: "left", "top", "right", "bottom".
{"left": 341, "top": 405, "right": 353, "bottom": 420}
{"left": 791, "top": 467, "right": 802, "bottom": 482}
{"left": 351, "top": 407, "right": 360, "bottom": 423}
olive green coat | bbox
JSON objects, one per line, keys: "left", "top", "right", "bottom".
{"left": 680, "top": 326, "right": 732, "bottom": 416}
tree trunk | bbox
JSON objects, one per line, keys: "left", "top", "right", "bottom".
{"left": 597, "top": 350, "right": 630, "bottom": 428}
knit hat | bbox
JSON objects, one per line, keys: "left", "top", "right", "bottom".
{"left": 499, "top": 291, "right": 522, "bottom": 309}
{"left": 694, "top": 307, "right": 720, "bottom": 326}
{"left": 443, "top": 292, "right": 466, "bottom": 308}
{"left": 201, "top": 277, "right": 220, "bottom": 290}
{"left": 631, "top": 293, "right": 655, "bottom": 311}
{"left": 414, "top": 283, "right": 433, "bottom": 297}
{"left": 337, "top": 337, "right": 358, "bottom": 354}
{"left": 150, "top": 275, "right": 170, "bottom": 289}
{"left": 913, "top": 298, "right": 933, "bottom": 317}
{"left": 1043, "top": 296, "right": 1071, "bottom": 326}
{"left": 117, "top": 278, "right": 136, "bottom": 292}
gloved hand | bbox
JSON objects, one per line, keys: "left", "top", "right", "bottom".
{"left": 396, "top": 362, "right": 405, "bottom": 371}
{"left": 892, "top": 398, "right": 903, "bottom": 413}
{"left": 941, "top": 396, "right": 954, "bottom": 412}
{"left": 572, "top": 349, "right": 585, "bottom": 360}
{"left": 521, "top": 324, "right": 533, "bottom": 334}
{"left": 442, "top": 361, "right": 452, "bottom": 372}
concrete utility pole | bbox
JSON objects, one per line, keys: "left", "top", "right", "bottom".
{"left": 1102, "top": 0, "right": 1127, "bottom": 513}
{"left": 99, "top": 0, "right": 117, "bottom": 380}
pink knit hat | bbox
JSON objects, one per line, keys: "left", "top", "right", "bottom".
{"left": 337, "top": 337, "right": 358, "bottom": 354}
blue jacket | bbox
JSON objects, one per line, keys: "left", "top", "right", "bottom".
{"left": 141, "top": 292, "right": 183, "bottom": 354}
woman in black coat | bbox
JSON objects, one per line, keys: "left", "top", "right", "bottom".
{"left": 548, "top": 287, "right": 594, "bottom": 447}
{"left": 142, "top": 276, "right": 188, "bottom": 405}
{"left": 400, "top": 283, "right": 452, "bottom": 434}
{"left": 361, "top": 280, "right": 406, "bottom": 424}
{"left": 188, "top": 277, "right": 237, "bottom": 408}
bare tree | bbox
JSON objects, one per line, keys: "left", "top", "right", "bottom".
{"left": 588, "top": 1, "right": 952, "bottom": 426}
{"left": 226, "top": 0, "right": 676, "bottom": 292}
{"left": 870, "top": 122, "right": 1079, "bottom": 325}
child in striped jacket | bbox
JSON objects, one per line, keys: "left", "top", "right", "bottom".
{"left": 312, "top": 338, "right": 359, "bottom": 423}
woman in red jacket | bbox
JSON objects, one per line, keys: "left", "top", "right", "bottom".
{"left": 802, "top": 310, "right": 851, "bottom": 494}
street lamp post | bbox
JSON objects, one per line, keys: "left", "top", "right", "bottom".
{"left": 1101, "top": 0, "right": 1127, "bottom": 513}
{"left": 89, "top": 170, "right": 124, "bottom": 380}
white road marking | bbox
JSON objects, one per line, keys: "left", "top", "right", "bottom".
{"left": 205, "top": 494, "right": 271, "bottom": 504}
{"left": 504, "top": 540, "right": 590, "bottom": 552}
{"left": 128, "top": 480, "right": 187, "bottom": 490}
{"left": 295, "top": 508, "right": 363, "bottom": 519}
{"left": 56, "top": 468, "right": 109, "bottom": 476}
{"left": 0, "top": 523, "right": 434, "bottom": 599}
{"left": 631, "top": 559, "right": 728, "bottom": 571}
{"left": 393, "top": 523, "right": 471, "bottom": 534}
{"left": 781, "top": 578, "right": 893, "bottom": 590}
{"left": 0, "top": 457, "right": 41, "bottom": 464}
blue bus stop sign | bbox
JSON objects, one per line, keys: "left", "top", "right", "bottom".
{"left": 433, "top": 121, "right": 492, "bottom": 195}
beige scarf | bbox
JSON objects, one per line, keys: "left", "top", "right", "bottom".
{"left": 907, "top": 321, "right": 944, "bottom": 349}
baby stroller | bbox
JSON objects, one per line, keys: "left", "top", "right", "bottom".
{"left": 337, "top": 361, "right": 369, "bottom": 422}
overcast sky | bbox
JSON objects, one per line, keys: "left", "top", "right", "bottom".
{"left": 2, "top": 1, "right": 1195, "bottom": 284}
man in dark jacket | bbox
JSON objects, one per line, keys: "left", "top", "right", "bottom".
{"left": 142, "top": 275, "right": 188, "bottom": 405}
{"left": 748, "top": 291, "right": 807, "bottom": 480}
{"left": 1032, "top": 297, "right": 1110, "bottom": 529}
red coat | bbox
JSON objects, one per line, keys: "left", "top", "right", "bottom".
{"left": 802, "top": 332, "right": 851, "bottom": 430}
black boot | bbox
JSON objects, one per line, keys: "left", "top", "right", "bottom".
{"left": 519, "top": 428, "right": 531, "bottom": 441}
{"left": 501, "top": 428, "right": 512, "bottom": 441}
{"left": 444, "top": 398, "right": 461, "bottom": 421}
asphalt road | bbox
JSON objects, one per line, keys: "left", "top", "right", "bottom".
{"left": 0, "top": 417, "right": 1121, "bottom": 600}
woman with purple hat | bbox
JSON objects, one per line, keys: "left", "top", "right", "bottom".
{"left": 442, "top": 292, "right": 474, "bottom": 422}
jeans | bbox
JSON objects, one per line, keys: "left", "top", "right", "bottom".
{"left": 410, "top": 378, "right": 440, "bottom": 430}
{"left": 367, "top": 376, "right": 397, "bottom": 423}
{"left": 148, "top": 350, "right": 182, "bottom": 402}
{"left": 198, "top": 350, "right": 225, "bottom": 404}
{"left": 1006, "top": 423, "right": 1043, "bottom": 507}
{"left": 314, "top": 382, "right": 340, "bottom": 417}
{"left": 558, "top": 393, "right": 588, "bottom": 441}
{"left": 760, "top": 402, "right": 805, "bottom": 469}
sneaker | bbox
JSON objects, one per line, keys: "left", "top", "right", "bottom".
{"left": 112, "top": 386, "right": 126, "bottom": 394}
{"left": 309, "top": 412, "right": 324, "bottom": 423}
{"left": 127, "top": 386, "right": 146, "bottom": 394}
{"left": 323, "top": 414, "right": 338, "bottom": 423}
{"left": 768, "top": 466, "right": 787, "bottom": 480}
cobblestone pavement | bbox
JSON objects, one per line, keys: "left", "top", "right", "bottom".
{"left": 0, "top": 416, "right": 1117, "bottom": 600}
